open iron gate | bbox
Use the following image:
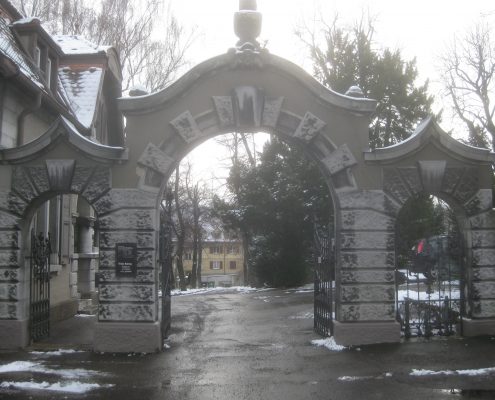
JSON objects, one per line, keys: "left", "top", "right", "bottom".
{"left": 313, "top": 227, "right": 333, "bottom": 337}
{"left": 395, "top": 232, "right": 465, "bottom": 338}
{"left": 159, "top": 204, "right": 173, "bottom": 341}
{"left": 30, "top": 231, "right": 51, "bottom": 342}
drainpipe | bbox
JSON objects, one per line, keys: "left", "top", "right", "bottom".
{"left": 17, "top": 90, "right": 42, "bottom": 147}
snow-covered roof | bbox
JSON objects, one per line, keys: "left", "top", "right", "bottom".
{"left": 58, "top": 65, "right": 104, "bottom": 129}
{"left": 11, "top": 16, "right": 41, "bottom": 25}
{"left": 54, "top": 35, "right": 109, "bottom": 55}
{"left": 0, "top": 16, "right": 46, "bottom": 90}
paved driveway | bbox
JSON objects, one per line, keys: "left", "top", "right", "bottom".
{"left": 0, "top": 288, "right": 494, "bottom": 399}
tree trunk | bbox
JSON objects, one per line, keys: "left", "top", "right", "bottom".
{"left": 174, "top": 167, "right": 187, "bottom": 291}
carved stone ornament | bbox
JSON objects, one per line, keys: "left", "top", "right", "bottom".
{"left": 293, "top": 112, "right": 326, "bottom": 142}
{"left": 46, "top": 159, "right": 76, "bottom": 192}
{"left": 170, "top": 111, "right": 202, "bottom": 144}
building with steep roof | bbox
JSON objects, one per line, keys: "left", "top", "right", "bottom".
{"left": 0, "top": 0, "right": 124, "bottom": 334}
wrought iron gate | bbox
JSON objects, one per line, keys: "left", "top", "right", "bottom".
{"left": 313, "top": 227, "right": 333, "bottom": 337}
{"left": 30, "top": 231, "right": 51, "bottom": 342}
{"left": 395, "top": 232, "right": 464, "bottom": 338}
{"left": 159, "top": 204, "right": 173, "bottom": 341}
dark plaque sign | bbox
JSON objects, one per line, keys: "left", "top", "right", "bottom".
{"left": 116, "top": 243, "right": 137, "bottom": 276}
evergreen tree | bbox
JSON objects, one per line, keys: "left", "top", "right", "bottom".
{"left": 297, "top": 15, "right": 435, "bottom": 149}
{"left": 214, "top": 137, "right": 331, "bottom": 287}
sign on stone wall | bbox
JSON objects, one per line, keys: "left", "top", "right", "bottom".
{"left": 116, "top": 243, "right": 137, "bottom": 277}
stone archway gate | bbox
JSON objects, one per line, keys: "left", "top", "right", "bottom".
{"left": 1, "top": 4, "right": 495, "bottom": 353}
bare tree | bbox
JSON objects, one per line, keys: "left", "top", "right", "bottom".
{"left": 13, "top": 0, "right": 193, "bottom": 92}
{"left": 172, "top": 166, "right": 187, "bottom": 291}
{"left": 440, "top": 21, "right": 495, "bottom": 149}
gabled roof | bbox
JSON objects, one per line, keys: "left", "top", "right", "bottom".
{"left": 0, "top": 116, "right": 128, "bottom": 164}
{"left": 58, "top": 65, "right": 104, "bottom": 129}
{"left": 364, "top": 116, "right": 495, "bottom": 164}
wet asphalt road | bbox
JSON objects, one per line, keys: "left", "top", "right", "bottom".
{"left": 0, "top": 288, "right": 495, "bottom": 399}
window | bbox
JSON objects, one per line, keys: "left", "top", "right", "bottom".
{"left": 226, "top": 245, "right": 239, "bottom": 254}
{"left": 210, "top": 261, "right": 222, "bottom": 270}
{"left": 184, "top": 252, "right": 192, "bottom": 260}
{"left": 34, "top": 47, "right": 41, "bottom": 67}
{"left": 229, "top": 261, "right": 236, "bottom": 270}
{"left": 45, "top": 57, "right": 52, "bottom": 88}
{"left": 210, "top": 245, "right": 222, "bottom": 254}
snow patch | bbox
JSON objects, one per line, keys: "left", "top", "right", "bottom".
{"left": 171, "top": 286, "right": 261, "bottom": 296}
{"left": 0, "top": 381, "right": 112, "bottom": 394}
{"left": 411, "top": 367, "right": 495, "bottom": 377}
{"left": 311, "top": 337, "right": 346, "bottom": 351}
{"left": 0, "top": 361, "right": 103, "bottom": 379}
{"left": 30, "top": 349, "right": 85, "bottom": 356}
{"left": 289, "top": 311, "right": 314, "bottom": 320}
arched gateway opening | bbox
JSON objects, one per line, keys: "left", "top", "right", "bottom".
{"left": 0, "top": 2, "right": 494, "bottom": 353}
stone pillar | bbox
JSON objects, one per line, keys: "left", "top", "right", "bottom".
{"left": 77, "top": 216, "right": 96, "bottom": 298}
{"left": 463, "top": 189, "right": 495, "bottom": 336}
{"left": 0, "top": 191, "right": 30, "bottom": 348}
{"left": 92, "top": 189, "right": 161, "bottom": 353}
{"left": 333, "top": 190, "right": 401, "bottom": 346}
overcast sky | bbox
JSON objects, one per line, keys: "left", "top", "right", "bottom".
{"left": 169, "top": 0, "right": 494, "bottom": 183}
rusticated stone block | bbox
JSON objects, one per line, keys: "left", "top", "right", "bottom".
{"left": 471, "top": 281, "right": 495, "bottom": 299}
{"left": 99, "top": 249, "right": 153, "bottom": 269}
{"left": 0, "top": 191, "right": 27, "bottom": 216}
{"left": 27, "top": 165, "right": 50, "bottom": 194}
{"left": 0, "top": 211, "right": 20, "bottom": 230}
{"left": 99, "top": 231, "right": 155, "bottom": 250}
{"left": 340, "top": 251, "right": 395, "bottom": 269}
{"left": 472, "top": 267, "right": 495, "bottom": 281}
{"left": 94, "top": 321, "right": 161, "bottom": 353}
{"left": 383, "top": 168, "right": 410, "bottom": 204}
{"left": 338, "top": 190, "right": 400, "bottom": 215}
{"left": 333, "top": 321, "right": 400, "bottom": 346}
{"left": 0, "top": 267, "right": 20, "bottom": 282}
{"left": 0, "top": 231, "right": 19, "bottom": 249}
{"left": 0, "top": 250, "right": 19, "bottom": 266}
{"left": 441, "top": 167, "right": 463, "bottom": 194}
{"left": 82, "top": 168, "right": 111, "bottom": 203}
{"left": 454, "top": 168, "right": 478, "bottom": 204}
{"left": 93, "top": 189, "right": 157, "bottom": 215}
{"left": 11, "top": 167, "right": 38, "bottom": 203}
{"left": 470, "top": 211, "right": 495, "bottom": 229}
{"left": 170, "top": 111, "right": 202, "bottom": 143}
{"left": 341, "top": 210, "right": 394, "bottom": 231}
{"left": 262, "top": 97, "right": 284, "bottom": 128}
{"left": 398, "top": 167, "right": 422, "bottom": 195}
{"left": 340, "top": 269, "right": 395, "bottom": 284}
{"left": 322, "top": 144, "right": 357, "bottom": 176}
{"left": 339, "top": 303, "right": 395, "bottom": 322}
{"left": 99, "top": 209, "right": 155, "bottom": 230}
{"left": 340, "top": 284, "right": 395, "bottom": 302}
{"left": 277, "top": 111, "right": 303, "bottom": 135}
{"left": 0, "top": 283, "right": 18, "bottom": 300}
{"left": 472, "top": 231, "right": 495, "bottom": 249}
{"left": 472, "top": 249, "right": 495, "bottom": 267}
{"left": 99, "top": 304, "right": 155, "bottom": 322}
{"left": 0, "top": 302, "right": 18, "bottom": 319}
{"left": 212, "top": 96, "right": 234, "bottom": 128}
{"left": 341, "top": 232, "right": 394, "bottom": 251}
{"left": 100, "top": 284, "right": 154, "bottom": 302}
{"left": 293, "top": 112, "right": 326, "bottom": 142}
{"left": 98, "top": 269, "right": 155, "bottom": 284}
{"left": 465, "top": 190, "right": 493, "bottom": 216}
{"left": 71, "top": 165, "right": 94, "bottom": 194}
{"left": 471, "top": 300, "right": 495, "bottom": 318}
{"left": 138, "top": 143, "right": 175, "bottom": 176}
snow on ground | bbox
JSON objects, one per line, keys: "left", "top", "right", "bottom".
{"left": 0, "top": 381, "right": 112, "bottom": 394}
{"left": 30, "top": 349, "right": 85, "bottom": 356}
{"left": 0, "top": 359, "right": 112, "bottom": 394}
{"left": 397, "top": 288, "right": 461, "bottom": 302}
{"left": 311, "top": 337, "right": 347, "bottom": 351}
{"left": 170, "top": 286, "right": 266, "bottom": 296}
{"left": 411, "top": 367, "right": 495, "bottom": 377}
{"left": 289, "top": 311, "right": 314, "bottom": 320}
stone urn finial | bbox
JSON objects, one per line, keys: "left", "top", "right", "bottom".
{"left": 234, "top": 0, "right": 262, "bottom": 51}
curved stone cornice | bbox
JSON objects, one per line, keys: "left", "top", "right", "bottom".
{"left": 364, "top": 117, "right": 495, "bottom": 164}
{"left": 0, "top": 117, "right": 128, "bottom": 165}
{"left": 118, "top": 51, "right": 377, "bottom": 116}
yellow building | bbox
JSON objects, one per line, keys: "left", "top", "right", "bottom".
{"left": 179, "top": 229, "right": 245, "bottom": 287}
